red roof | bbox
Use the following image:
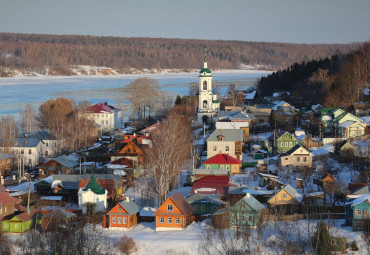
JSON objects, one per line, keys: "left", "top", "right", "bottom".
{"left": 111, "top": 157, "right": 134, "bottom": 168}
{"left": 169, "top": 192, "right": 193, "bottom": 215}
{"left": 14, "top": 208, "right": 38, "bottom": 222}
{"left": 0, "top": 192, "right": 20, "bottom": 206}
{"left": 348, "top": 183, "right": 368, "bottom": 194}
{"left": 322, "top": 173, "right": 336, "bottom": 182}
{"left": 203, "top": 153, "right": 241, "bottom": 165}
{"left": 140, "top": 123, "right": 160, "bottom": 134}
{"left": 0, "top": 184, "right": 7, "bottom": 193}
{"left": 79, "top": 178, "right": 115, "bottom": 197}
{"left": 191, "top": 176, "right": 232, "bottom": 195}
{"left": 87, "top": 103, "right": 118, "bottom": 114}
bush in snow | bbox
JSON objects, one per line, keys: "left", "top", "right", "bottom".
{"left": 115, "top": 234, "right": 138, "bottom": 255}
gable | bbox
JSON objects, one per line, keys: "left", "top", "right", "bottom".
{"left": 108, "top": 203, "right": 129, "bottom": 215}
{"left": 119, "top": 141, "right": 142, "bottom": 154}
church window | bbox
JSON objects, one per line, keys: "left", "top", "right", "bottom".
{"left": 203, "top": 100, "right": 208, "bottom": 108}
{"left": 203, "top": 81, "right": 207, "bottom": 90}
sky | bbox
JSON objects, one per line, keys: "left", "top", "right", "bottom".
{"left": 1, "top": 0, "right": 369, "bottom": 44}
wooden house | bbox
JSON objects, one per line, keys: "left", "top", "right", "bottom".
{"left": 1, "top": 208, "right": 38, "bottom": 233}
{"left": 41, "top": 209, "right": 76, "bottom": 231}
{"left": 203, "top": 153, "right": 242, "bottom": 174}
{"left": 229, "top": 193, "right": 265, "bottom": 228}
{"left": 0, "top": 192, "right": 22, "bottom": 220}
{"left": 38, "top": 155, "right": 78, "bottom": 179}
{"left": 0, "top": 153, "right": 14, "bottom": 177}
{"left": 279, "top": 144, "right": 313, "bottom": 169}
{"left": 154, "top": 192, "right": 193, "bottom": 231}
{"left": 268, "top": 184, "right": 302, "bottom": 213}
{"left": 104, "top": 197, "right": 139, "bottom": 230}
{"left": 268, "top": 131, "right": 299, "bottom": 154}
{"left": 186, "top": 193, "right": 226, "bottom": 219}
{"left": 334, "top": 140, "right": 355, "bottom": 157}
{"left": 116, "top": 138, "right": 146, "bottom": 166}
{"left": 345, "top": 193, "right": 370, "bottom": 231}
{"left": 321, "top": 173, "right": 336, "bottom": 190}
{"left": 206, "top": 129, "right": 243, "bottom": 160}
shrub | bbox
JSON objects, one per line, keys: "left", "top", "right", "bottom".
{"left": 115, "top": 234, "right": 138, "bottom": 255}
{"left": 350, "top": 240, "right": 359, "bottom": 251}
{"left": 312, "top": 221, "right": 331, "bottom": 255}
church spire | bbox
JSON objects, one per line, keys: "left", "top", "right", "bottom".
{"left": 203, "top": 56, "right": 208, "bottom": 69}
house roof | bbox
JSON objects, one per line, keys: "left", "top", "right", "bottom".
{"left": 87, "top": 102, "right": 119, "bottom": 114}
{"left": 51, "top": 155, "right": 79, "bottom": 168}
{"left": 53, "top": 174, "right": 122, "bottom": 187}
{"left": 186, "top": 193, "right": 225, "bottom": 206}
{"left": 335, "top": 140, "right": 354, "bottom": 151}
{"left": 81, "top": 175, "right": 106, "bottom": 195}
{"left": 207, "top": 129, "right": 243, "bottom": 142}
{"left": 168, "top": 192, "right": 193, "bottom": 215}
{"left": 79, "top": 177, "right": 113, "bottom": 196}
{"left": 282, "top": 184, "right": 302, "bottom": 203}
{"left": 322, "top": 173, "right": 336, "bottom": 182}
{"left": 191, "top": 176, "right": 231, "bottom": 195}
{"left": 268, "top": 131, "right": 293, "bottom": 141}
{"left": 0, "top": 192, "right": 20, "bottom": 206}
{"left": 0, "top": 184, "right": 7, "bottom": 193}
{"left": 15, "top": 137, "right": 41, "bottom": 148}
{"left": 349, "top": 193, "right": 370, "bottom": 207}
{"left": 192, "top": 168, "right": 230, "bottom": 176}
{"left": 14, "top": 208, "right": 38, "bottom": 222}
{"left": 0, "top": 153, "right": 14, "bottom": 161}
{"left": 110, "top": 157, "right": 134, "bottom": 168}
{"left": 26, "top": 130, "right": 57, "bottom": 140}
{"left": 203, "top": 153, "right": 241, "bottom": 165}
{"left": 347, "top": 183, "right": 368, "bottom": 194}
{"left": 42, "top": 208, "right": 76, "bottom": 219}
{"left": 240, "top": 193, "right": 265, "bottom": 211}
{"left": 279, "top": 144, "right": 311, "bottom": 157}
{"left": 116, "top": 199, "right": 139, "bottom": 215}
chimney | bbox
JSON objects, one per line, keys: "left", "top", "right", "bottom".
{"left": 246, "top": 193, "right": 250, "bottom": 198}
{"left": 296, "top": 178, "right": 303, "bottom": 189}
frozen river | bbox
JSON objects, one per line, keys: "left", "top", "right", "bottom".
{"left": 0, "top": 70, "right": 271, "bottom": 118}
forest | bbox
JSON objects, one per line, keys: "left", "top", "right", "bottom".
{"left": 257, "top": 42, "right": 370, "bottom": 109}
{"left": 0, "top": 32, "right": 360, "bottom": 76}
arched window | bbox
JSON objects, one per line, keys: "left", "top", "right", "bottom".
{"left": 203, "top": 81, "right": 207, "bottom": 90}
{"left": 203, "top": 100, "right": 208, "bottom": 108}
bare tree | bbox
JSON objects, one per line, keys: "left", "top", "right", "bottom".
{"left": 143, "top": 111, "right": 192, "bottom": 207}
{"left": 0, "top": 115, "right": 18, "bottom": 151}
{"left": 19, "top": 104, "right": 38, "bottom": 135}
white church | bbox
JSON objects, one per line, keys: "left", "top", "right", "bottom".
{"left": 197, "top": 57, "right": 220, "bottom": 123}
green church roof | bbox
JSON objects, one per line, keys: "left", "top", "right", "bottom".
{"left": 83, "top": 175, "right": 106, "bottom": 195}
{"left": 199, "top": 68, "right": 212, "bottom": 74}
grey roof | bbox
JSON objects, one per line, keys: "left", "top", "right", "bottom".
{"left": 15, "top": 137, "right": 41, "bottom": 147}
{"left": 52, "top": 174, "right": 122, "bottom": 187}
{"left": 186, "top": 193, "right": 225, "bottom": 205}
{"left": 26, "top": 130, "right": 57, "bottom": 141}
{"left": 53, "top": 155, "right": 79, "bottom": 168}
{"left": 0, "top": 153, "right": 14, "bottom": 161}
{"left": 217, "top": 111, "right": 239, "bottom": 120}
{"left": 241, "top": 194, "right": 265, "bottom": 212}
{"left": 42, "top": 208, "right": 76, "bottom": 219}
{"left": 193, "top": 168, "right": 230, "bottom": 176}
{"left": 60, "top": 181, "right": 80, "bottom": 190}
{"left": 282, "top": 184, "right": 303, "bottom": 203}
{"left": 207, "top": 129, "right": 243, "bottom": 142}
{"left": 228, "top": 112, "right": 256, "bottom": 121}
{"left": 115, "top": 199, "right": 139, "bottom": 215}
{"left": 279, "top": 144, "right": 311, "bottom": 157}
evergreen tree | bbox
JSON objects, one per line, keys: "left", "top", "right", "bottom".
{"left": 175, "top": 95, "right": 182, "bottom": 105}
{"left": 312, "top": 221, "right": 331, "bottom": 255}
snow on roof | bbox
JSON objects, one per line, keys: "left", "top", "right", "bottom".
{"left": 305, "top": 191, "right": 324, "bottom": 197}
{"left": 338, "top": 120, "right": 356, "bottom": 128}
{"left": 283, "top": 184, "right": 303, "bottom": 203}
{"left": 51, "top": 180, "right": 62, "bottom": 189}
{"left": 7, "top": 181, "right": 35, "bottom": 192}
{"left": 360, "top": 116, "right": 370, "bottom": 125}
{"left": 241, "top": 188, "right": 274, "bottom": 195}
{"left": 245, "top": 91, "right": 256, "bottom": 100}
{"left": 195, "top": 188, "right": 216, "bottom": 192}
{"left": 349, "top": 193, "right": 370, "bottom": 207}
{"left": 113, "top": 170, "right": 127, "bottom": 176}
{"left": 37, "top": 175, "right": 54, "bottom": 184}
{"left": 107, "top": 163, "right": 127, "bottom": 169}
{"left": 321, "top": 115, "right": 332, "bottom": 121}
{"left": 41, "top": 196, "right": 63, "bottom": 200}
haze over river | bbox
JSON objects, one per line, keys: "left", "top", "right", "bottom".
{"left": 0, "top": 70, "right": 271, "bottom": 118}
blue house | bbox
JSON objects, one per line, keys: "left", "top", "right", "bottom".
{"left": 345, "top": 193, "right": 370, "bottom": 231}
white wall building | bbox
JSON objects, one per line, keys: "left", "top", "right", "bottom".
{"left": 84, "top": 102, "right": 122, "bottom": 131}
{"left": 78, "top": 175, "right": 107, "bottom": 214}
{"left": 197, "top": 57, "right": 220, "bottom": 123}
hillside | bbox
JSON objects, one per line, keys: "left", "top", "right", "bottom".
{"left": 0, "top": 33, "right": 361, "bottom": 77}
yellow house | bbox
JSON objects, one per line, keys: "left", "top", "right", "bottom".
{"left": 268, "top": 184, "right": 302, "bottom": 207}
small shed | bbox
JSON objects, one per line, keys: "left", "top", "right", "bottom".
{"left": 41, "top": 209, "right": 77, "bottom": 231}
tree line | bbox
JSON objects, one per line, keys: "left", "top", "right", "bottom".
{"left": 257, "top": 42, "right": 370, "bottom": 109}
{"left": 0, "top": 32, "right": 360, "bottom": 76}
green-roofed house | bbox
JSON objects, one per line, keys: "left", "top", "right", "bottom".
{"left": 197, "top": 57, "right": 220, "bottom": 123}
{"left": 186, "top": 193, "right": 227, "bottom": 217}
{"left": 78, "top": 175, "right": 107, "bottom": 214}
{"left": 229, "top": 193, "right": 265, "bottom": 228}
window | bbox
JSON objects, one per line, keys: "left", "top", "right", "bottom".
{"left": 212, "top": 206, "right": 217, "bottom": 211}
{"left": 45, "top": 151, "right": 48, "bottom": 156}
{"left": 118, "top": 206, "right": 122, "bottom": 211}
{"left": 112, "top": 217, "right": 116, "bottom": 223}
{"left": 15, "top": 224, "right": 18, "bottom": 229}
{"left": 289, "top": 142, "right": 292, "bottom": 147}
{"left": 364, "top": 210, "right": 368, "bottom": 217}
{"left": 281, "top": 193, "right": 287, "bottom": 199}
{"left": 201, "top": 205, "right": 205, "bottom": 211}
{"left": 297, "top": 157, "right": 300, "bottom": 163}
{"left": 203, "top": 100, "right": 208, "bottom": 108}
{"left": 285, "top": 158, "right": 288, "bottom": 160}
{"left": 285, "top": 142, "right": 288, "bottom": 147}
{"left": 221, "top": 165, "right": 224, "bottom": 169}
{"left": 106, "top": 120, "right": 108, "bottom": 124}
{"left": 213, "top": 146, "right": 217, "bottom": 152}
{"left": 206, "top": 165, "right": 210, "bottom": 169}
{"left": 160, "top": 217, "right": 164, "bottom": 224}
{"left": 241, "top": 203, "right": 246, "bottom": 208}
{"left": 203, "top": 81, "right": 207, "bottom": 90}
{"left": 102, "top": 121, "right": 104, "bottom": 124}
{"left": 194, "top": 205, "right": 198, "bottom": 210}
{"left": 225, "top": 146, "right": 229, "bottom": 152}
{"left": 280, "top": 142, "right": 284, "bottom": 147}
{"left": 241, "top": 215, "right": 245, "bottom": 221}
{"left": 176, "top": 218, "right": 180, "bottom": 224}
{"left": 248, "top": 215, "right": 253, "bottom": 222}
{"left": 259, "top": 119, "right": 264, "bottom": 123}
{"left": 355, "top": 209, "right": 361, "bottom": 216}
{"left": 167, "top": 204, "right": 173, "bottom": 211}
{"left": 168, "top": 217, "right": 173, "bottom": 224}
{"left": 21, "top": 149, "right": 24, "bottom": 154}
{"left": 118, "top": 217, "right": 121, "bottom": 224}
{"left": 303, "top": 157, "right": 307, "bottom": 162}
{"left": 123, "top": 217, "right": 127, "bottom": 224}
{"left": 46, "top": 143, "right": 49, "bottom": 147}
{"left": 226, "top": 166, "right": 229, "bottom": 170}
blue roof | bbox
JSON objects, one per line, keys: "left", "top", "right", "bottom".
{"left": 15, "top": 137, "right": 41, "bottom": 147}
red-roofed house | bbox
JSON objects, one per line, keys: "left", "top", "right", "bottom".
{"left": 203, "top": 153, "right": 242, "bottom": 174}
{"left": 83, "top": 102, "right": 122, "bottom": 131}
{"left": 154, "top": 192, "right": 193, "bottom": 231}
{"left": 0, "top": 192, "right": 22, "bottom": 220}
{"left": 191, "top": 176, "right": 232, "bottom": 195}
